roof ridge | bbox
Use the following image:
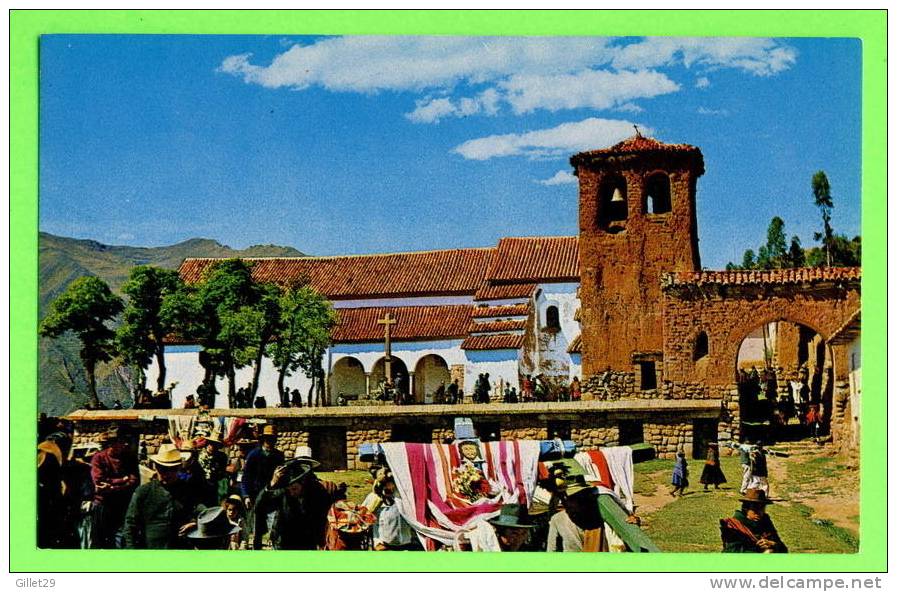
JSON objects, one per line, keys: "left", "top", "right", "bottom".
{"left": 181, "top": 245, "right": 497, "bottom": 263}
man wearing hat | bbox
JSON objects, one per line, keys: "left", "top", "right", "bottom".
{"left": 720, "top": 488, "right": 787, "bottom": 553}
{"left": 241, "top": 424, "right": 285, "bottom": 510}
{"left": 546, "top": 475, "right": 607, "bottom": 552}
{"left": 253, "top": 454, "right": 339, "bottom": 550}
{"left": 198, "top": 433, "right": 230, "bottom": 503}
{"left": 182, "top": 506, "right": 242, "bottom": 550}
{"left": 488, "top": 504, "right": 536, "bottom": 552}
{"left": 122, "top": 443, "right": 205, "bottom": 549}
{"left": 89, "top": 426, "right": 138, "bottom": 548}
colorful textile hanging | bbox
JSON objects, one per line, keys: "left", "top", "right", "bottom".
{"left": 381, "top": 440, "right": 541, "bottom": 549}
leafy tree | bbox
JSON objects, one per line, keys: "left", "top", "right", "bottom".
{"left": 741, "top": 249, "right": 757, "bottom": 270}
{"left": 230, "top": 282, "right": 282, "bottom": 399}
{"left": 39, "top": 276, "right": 123, "bottom": 408}
{"left": 269, "top": 283, "right": 338, "bottom": 407}
{"left": 788, "top": 236, "right": 806, "bottom": 268}
{"left": 116, "top": 266, "right": 183, "bottom": 394}
{"left": 765, "top": 216, "right": 788, "bottom": 266}
{"left": 806, "top": 234, "right": 861, "bottom": 267}
{"left": 196, "top": 259, "right": 260, "bottom": 407}
{"left": 812, "top": 171, "right": 834, "bottom": 266}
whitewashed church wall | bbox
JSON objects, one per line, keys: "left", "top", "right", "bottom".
{"left": 147, "top": 346, "right": 313, "bottom": 409}
{"left": 463, "top": 350, "right": 521, "bottom": 397}
{"left": 569, "top": 354, "right": 583, "bottom": 382}
{"left": 331, "top": 295, "right": 474, "bottom": 309}
{"left": 533, "top": 283, "right": 580, "bottom": 383}
{"left": 329, "top": 339, "right": 466, "bottom": 374}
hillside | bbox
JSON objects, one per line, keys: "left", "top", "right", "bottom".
{"left": 38, "top": 232, "right": 305, "bottom": 416}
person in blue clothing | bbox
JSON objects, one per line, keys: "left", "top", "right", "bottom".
{"left": 670, "top": 450, "right": 689, "bottom": 497}
{"left": 240, "top": 424, "right": 285, "bottom": 549}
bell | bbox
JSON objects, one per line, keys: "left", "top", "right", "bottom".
{"left": 610, "top": 187, "right": 625, "bottom": 202}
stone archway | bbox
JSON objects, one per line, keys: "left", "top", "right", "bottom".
{"left": 413, "top": 354, "right": 451, "bottom": 404}
{"left": 734, "top": 320, "right": 833, "bottom": 435}
{"left": 330, "top": 357, "right": 366, "bottom": 400}
{"left": 371, "top": 356, "right": 409, "bottom": 399}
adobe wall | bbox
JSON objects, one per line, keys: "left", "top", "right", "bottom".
{"left": 578, "top": 158, "right": 701, "bottom": 376}
{"left": 661, "top": 283, "right": 860, "bottom": 386}
{"left": 67, "top": 400, "right": 722, "bottom": 469}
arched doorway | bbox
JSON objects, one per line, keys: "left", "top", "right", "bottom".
{"left": 735, "top": 320, "right": 833, "bottom": 440}
{"left": 370, "top": 356, "right": 409, "bottom": 399}
{"left": 330, "top": 357, "right": 366, "bottom": 401}
{"left": 414, "top": 354, "right": 451, "bottom": 403}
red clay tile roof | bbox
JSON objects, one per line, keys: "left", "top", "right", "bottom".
{"left": 179, "top": 248, "right": 494, "bottom": 300}
{"left": 471, "top": 304, "right": 530, "bottom": 319}
{"left": 664, "top": 267, "right": 861, "bottom": 287}
{"left": 588, "top": 134, "right": 700, "bottom": 155}
{"left": 331, "top": 305, "right": 472, "bottom": 343}
{"left": 467, "top": 320, "right": 527, "bottom": 334}
{"left": 567, "top": 334, "right": 582, "bottom": 354}
{"left": 461, "top": 334, "right": 525, "bottom": 351}
{"left": 474, "top": 282, "right": 538, "bottom": 301}
{"left": 570, "top": 134, "right": 704, "bottom": 174}
{"left": 485, "top": 237, "right": 579, "bottom": 283}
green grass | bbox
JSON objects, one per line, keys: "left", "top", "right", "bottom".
{"left": 317, "top": 470, "right": 373, "bottom": 505}
{"left": 634, "top": 456, "right": 858, "bottom": 553}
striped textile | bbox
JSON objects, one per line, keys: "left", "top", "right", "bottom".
{"left": 381, "top": 440, "right": 541, "bottom": 549}
{"left": 575, "top": 447, "right": 635, "bottom": 512}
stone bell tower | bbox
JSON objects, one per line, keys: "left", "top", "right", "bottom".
{"left": 572, "top": 133, "right": 704, "bottom": 385}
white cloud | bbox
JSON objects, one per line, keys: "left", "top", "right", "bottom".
{"left": 537, "top": 170, "right": 578, "bottom": 186}
{"left": 499, "top": 69, "right": 679, "bottom": 114}
{"left": 219, "top": 36, "right": 614, "bottom": 92}
{"left": 405, "top": 70, "right": 676, "bottom": 123}
{"left": 219, "top": 36, "right": 797, "bottom": 122}
{"left": 698, "top": 106, "right": 729, "bottom": 116}
{"left": 406, "top": 89, "right": 501, "bottom": 123}
{"left": 611, "top": 37, "right": 797, "bottom": 76}
{"left": 452, "top": 117, "right": 652, "bottom": 161}
{"left": 615, "top": 102, "right": 644, "bottom": 113}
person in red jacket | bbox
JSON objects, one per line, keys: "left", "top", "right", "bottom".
{"left": 89, "top": 427, "right": 138, "bottom": 548}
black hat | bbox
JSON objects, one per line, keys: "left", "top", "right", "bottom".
{"left": 488, "top": 504, "right": 536, "bottom": 529}
{"left": 185, "top": 507, "right": 241, "bottom": 539}
{"left": 739, "top": 489, "right": 774, "bottom": 505}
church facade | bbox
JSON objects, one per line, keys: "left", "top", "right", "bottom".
{"left": 127, "top": 134, "right": 861, "bottom": 460}
{"left": 152, "top": 236, "right": 583, "bottom": 408}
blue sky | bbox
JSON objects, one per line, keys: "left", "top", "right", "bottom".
{"left": 39, "top": 35, "right": 861, "bottom": 269}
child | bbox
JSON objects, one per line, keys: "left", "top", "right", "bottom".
{"left": 671, "top": 451, "right": 689, "bottom": 497}
{"left": 700, "top": 443, "right": 727, "bottom": 491}
{"left": 222, "top": 494, "right": 248, "bottom": 550}
{"left": 806, "top": 404, "right": 822, "bottom": 441}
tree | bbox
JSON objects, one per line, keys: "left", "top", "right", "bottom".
{"left": 196, "top": 259, "right": 260, "bottom": 407}
{"left": 116, "top": 266, "right": 183, "bottom": 394}
{"left": 268, "top": 283, "right": 338, "bottom": 407}
{"left": 39, "top": 276, "right": 123, "bottom": 408}
{"left": 741, "top": 249, "right": 757, "bottom": 270}
{"left": 788, "top": 236, "right": 805, "bottom": 268}
{"left": 765, "top": 216, "right": 788, "bottom": 267}
{"left": 812, "top": 171, "right": 834, "bottom": 267}
{"left": 229, "top": 282, "right": 282, "bottom": 400}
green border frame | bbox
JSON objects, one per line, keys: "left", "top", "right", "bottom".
{"left": 11, "top": 9, "right": 886, "bottom": 572}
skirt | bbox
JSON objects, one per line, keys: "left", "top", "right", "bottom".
{"left": 700, "top": 462, "right": 727, "bottom": 485}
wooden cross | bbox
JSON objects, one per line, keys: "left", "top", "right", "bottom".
{"left": 377, "top": 312, "right": 398, "bottom": 380}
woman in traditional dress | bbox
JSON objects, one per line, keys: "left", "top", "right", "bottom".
{"left": 670, "top": 451, "right": 688, "bottom": 497}
{"left": 700, "top": 443, "right": 727, "bottom": 491}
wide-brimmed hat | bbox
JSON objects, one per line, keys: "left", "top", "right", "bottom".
{"left": 224, "top": 494, "right": 243, "bottom": 506}
{"left": 327, "top": 501, "right": 376, "bottom": 534}
{"left": 564, "top": 474, "right": 599, "bottom": 499}
{"left": 292, "top": 445, "right": 321, "bottom": 469}
{"left": 283, "top": 459, "right": 317, "bottom": 485}
{"left": 151, "top": 443, "right": 185, "bottom": 467}
{"left": 739, "top": 489, "right": 774, "bottom": 505}
{"left": 185, "top": 507, "right": 241, "bottom": 539}
{"left": 488, "top": 504, "right": 536, "bottom": 530}
{"left": 259, "top": 425, "right": 278, "bottom": 439}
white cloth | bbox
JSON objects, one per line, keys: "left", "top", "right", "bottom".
{"left": 380, "top": 440, "right": 541, "bottom": 548}
{"left": 375, "top": 502, "right": 414, "bottom": 547}
{"left": 574, "top": 447, "right": 636, "bottom": 512}
{"left": 464, "top": 521, "right": 502, "bottom": 552}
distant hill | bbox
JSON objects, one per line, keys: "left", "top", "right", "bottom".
{"left": 38, "top": 232, "right": 305, "bottom": 416}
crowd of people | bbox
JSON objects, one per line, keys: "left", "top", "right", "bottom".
{"left": 737, "top": 365, "right": 828, "bottom": 439}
